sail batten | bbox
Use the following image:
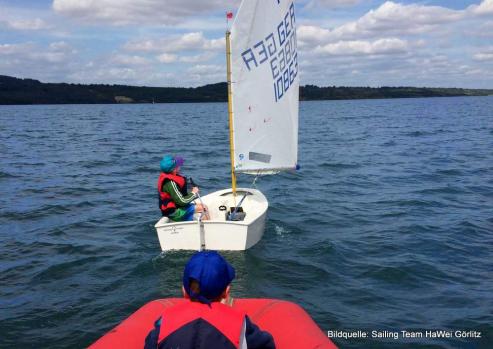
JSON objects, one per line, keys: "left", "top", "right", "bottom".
{"left": 230, "top": 0, "right": 299, "bottom": 174}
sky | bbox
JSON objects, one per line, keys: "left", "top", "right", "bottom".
{"left": 0, "top": 0, "right": 492, "bottom": 88}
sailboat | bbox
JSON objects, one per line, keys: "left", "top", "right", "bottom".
{"left": 155, "top": 0, "right": 299, "bottom": 251}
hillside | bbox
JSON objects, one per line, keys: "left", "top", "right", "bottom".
{"left": 0, "top": 75, "right": 491, "bottom": 105}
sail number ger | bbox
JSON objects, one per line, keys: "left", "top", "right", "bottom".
{"left": 240, "top": 2, "right": 298, "bottom": 102}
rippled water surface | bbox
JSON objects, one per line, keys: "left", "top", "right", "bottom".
{"left": 1, "top": 97, "right": 492, "bottom": 348}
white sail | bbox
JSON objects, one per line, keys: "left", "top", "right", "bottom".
{"left": 230, "top": 0, "right": 299, "bottom": 174}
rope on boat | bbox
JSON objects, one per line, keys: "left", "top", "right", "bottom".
{"left": 230, "top": 172, "right": 261, "bottom": 220}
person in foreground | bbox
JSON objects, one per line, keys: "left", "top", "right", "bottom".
{"left": 144, "top": 251, "right": 276, "bottom": 349}
{"left": 157, "top": 155, "right": 208, "bottom": 221}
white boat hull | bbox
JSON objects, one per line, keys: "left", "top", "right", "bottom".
{"left": 154, "top": 188, "right": 268, "bottom": 251}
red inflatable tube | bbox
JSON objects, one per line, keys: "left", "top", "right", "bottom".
{"left": 90, "top": 298, "right": 338, "bottom": 349}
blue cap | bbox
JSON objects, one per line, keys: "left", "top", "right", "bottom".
{"left": 183, "top": 251, "right": 235, "bottom": 304}
{"left": 160, "top": 155, "right": 185, "bottom": 173}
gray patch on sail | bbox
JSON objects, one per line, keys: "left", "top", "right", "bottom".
{"left": 249, "top": 152, "right": 271, "bottom": 163}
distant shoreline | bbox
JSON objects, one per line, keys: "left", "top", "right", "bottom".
{"left": 1, "top": 75, "right": 492, "bottom": 105}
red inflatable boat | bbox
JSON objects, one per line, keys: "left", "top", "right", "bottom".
{"left": 90, "top": 298, "right": 338, "bottom": 349}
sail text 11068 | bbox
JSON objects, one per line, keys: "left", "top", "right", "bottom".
{"left": 240, "top": 2, "right": 298, "bottom": 102}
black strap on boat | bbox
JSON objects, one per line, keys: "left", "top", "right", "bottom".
{"left": 230, "top": 172, "right": 260, "bottom": 220}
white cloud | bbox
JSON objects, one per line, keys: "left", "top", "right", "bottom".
{"left": 202, "top": 37, "right": 224, "bottom": 51}
{"left": 298, "top": 25, "right": 331, "bottom": 45}
{"left": 124, "top": 40, "right": 156, "bottom": 52}
{"left": 49, "top": 41, "right": 73, "bottom": 51}
{"left": 303, "top": 0, "right": 360, "bottom": 9}
{"left": 125, "top": 32, "right": 222, "bottom": 65}
{"left": 0, "top": 43, "right": 33, "bottom": 55}
{"left": 4, "top": 18, "right": 50, "bottom": 30}
{"left": 111, "top": 54, "right": 150, "bottom": 66}
{"left": 69, "top": 67, "right": 139, "bottom": 82}
{"left": 0, "top": 41, "right": 79, "bottom": 82}
{"left": 2, "top": 0, "right": 492, "bottom": 88}
{"left": 300, "top": 0, "right": 493, "bottom": 46}
{"left": 187, "top": 64, "right": 223, "bottom": 75}
{"left": 314, "top": 38, "right": 409, "bottom": 56}
{"left": 166, "top": 32, "right": 204, "bottom": 52}
{"left": 31, "top": 52, "right": 68, "bottom": 63}
{"left": 52, "top": 0, "right": 236, "bottom": 25}
{"left": 296, "top": 0, "right": 493, "bottom": 88}
{"left": 468, "top": 0, "right": 493, "bottom": 16}
{"left": 125, "top": 32, "right": 223, "bottom": 54}
{"left": 300, "top": 1, "right": 464, "bottom": 45}
{"left": 65, "top": 59, "right": 181, "bottom": 86}
{"left": 0, "top": 5, "right": 55, "bottom": 32}
{"left": 179, "top": 52, "right": 216, "bottom": 63}
{"left": 185, "top": 64, "right": 224, "bottom": 85}
{"left": 157, "top": 53, "right": 178, "bottom": 63}
{"left": 473, "top": 47, "right": 493, "bottom": 61}
{"left": 0, "top": 41, "right": 76, "bottom": 64}
{"left": 474, "top": 54, "right": 493, "bottom": 61}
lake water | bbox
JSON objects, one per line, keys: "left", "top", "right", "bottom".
{"left": 0, "top": 97, "right": 492, "bottom": 348}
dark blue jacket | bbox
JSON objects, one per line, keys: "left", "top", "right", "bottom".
{"left": 144, "top": 314, "right": 275, "bottom": 349}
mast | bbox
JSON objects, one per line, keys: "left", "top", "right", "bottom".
{"left": 226, "top": 30, "right": 237, "bottom": 196}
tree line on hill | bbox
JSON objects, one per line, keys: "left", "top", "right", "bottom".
{"left": 0, "top": 75, "right": 491, "bottom": 105}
